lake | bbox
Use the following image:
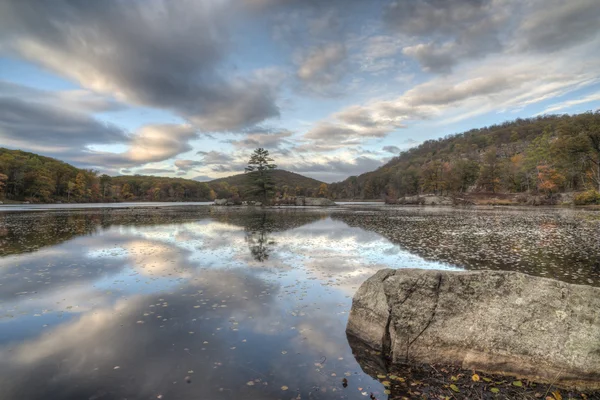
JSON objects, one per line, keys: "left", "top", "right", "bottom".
{"left": 0, "top": 205, "right": 599, "bottom": 399}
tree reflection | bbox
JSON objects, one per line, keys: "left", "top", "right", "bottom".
{"left": 244, "top": 212, "right": 275, "bottom": 262}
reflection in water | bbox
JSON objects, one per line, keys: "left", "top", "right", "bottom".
{"left": 0, "top": 206, "right": 598, "bottom": 399}
{"left": 245, "top": 213, "right": 275, "bottom": 262}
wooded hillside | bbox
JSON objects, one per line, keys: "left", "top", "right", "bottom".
{"left": 328, "top": 111, "right": 600, "bottom": 203}
{"left": 0, "top": 148, "right": 325, "bottom": 203}
{"left": 0, "top": 148, "right": 214, "bottom": 202}
{"left": 208, "top": 170, "right": 325, "bottom": 200}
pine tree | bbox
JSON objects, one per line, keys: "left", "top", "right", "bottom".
{"left": 245, "top": 148, "right": 277, "bottom": 203}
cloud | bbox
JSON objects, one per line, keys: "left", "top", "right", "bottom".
{"left": 383, "top": 0, "right": 505, "bottom": 72}
{"left": 354, "top": 35, "right": 404, "bottom": 73}
{"left": 284, "top": 155, "right": 385, "bottom": 182}
{"left": 295, "top": 43, "right": 347, "bottom": 95}
{"left": 515, "top": 0, "right": 600, "bottom": 53}
{"left": 0, "top": 0, "right": 280, "bottom": 131}
{"left": 227, "top": 129, "right": 293, "bottom": 149}
{"left": 311, "top": 45, "right": 600, "bottom": 139}
{"left": 174, "top": 159, "right": 204, "bottom": 172}
{"left": 0, "top": 81, "right": 123, "bottom": 113}
{"left": 196, "top": 151, "right": 234, "bottom": 165}
{"left": 77, "top": 124, "right": 198, "bottom": 169}
{"left": 302, "top": 122, "right": 390, "bottom": 148}
{"left": 382, "top": 145, "right": 401, "bottom": 153}
{"left": 0, "top": 96, "right": 128, "bottom": 154}
{"left": 536, "top": 92, "right": 600, "bottom": 115}
{"left": 134, "top": 168, "right": 175, "bottom": 175}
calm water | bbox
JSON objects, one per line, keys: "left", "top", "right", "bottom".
{"left": 0, "top": 206, "right": 599, "bottom": 399}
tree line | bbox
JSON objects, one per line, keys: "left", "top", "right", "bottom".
{"left": 328, "top": 111, "right": 600, "bottom": 204}
{"left": 0, "top": 148, "right": 214, "bottom": 203}
{"left": 0, "top": 147, "right": 324, "bottom": 203}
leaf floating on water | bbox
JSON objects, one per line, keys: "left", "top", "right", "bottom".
{"left": 281, "top": 386, "right": 288, "bottom": 391}
{"left": 551, "top": 390, "right": 562, "bottom": 400}
{"left": 449, "top": 384, "right": 460, "bottom": 393}
{"left": 246, "top": 381, "right": 255, "bottom": 386}
{"left": 472, "top": 373, "right": 480, "bottom": 382}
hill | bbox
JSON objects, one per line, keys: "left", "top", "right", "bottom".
{"left": 0, "top": 147, "right": 325, "bottom": 203}
{"left": 206, "top": 169, "right": 325, "bottom": 199}
{"left": 328, "top": 111, "right": 600, "bottom": 203}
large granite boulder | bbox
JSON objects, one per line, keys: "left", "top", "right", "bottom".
{"left": 347, "top": 269, "right": 600, "bottom": 390}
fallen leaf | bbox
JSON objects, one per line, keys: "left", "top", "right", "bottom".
{"left": 552, "top": 391, "right": 562, "bottom": 400}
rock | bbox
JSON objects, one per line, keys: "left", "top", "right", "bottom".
{"left": 242, "top": 201, "right": 248, "bottom": 206}
{"left": 346, "top": 269, "right": 600, "bottom": 390}
{"left": 400, "top": 195, "right": 452, "bottom": 205}
{"left": 254, "top": 201, "right": 262, "bottom": 206}
{"left": 226, "top": 201, "right": 235, "bottom": 206}
{"left": 213, "top": 199, "right": 227, "bottom": 206}
{"left": 23, "top": 201, "right": 30, "bottom": 204}
{"left": 0, "top": 201, "right": 3, "bottom": 204}
{"left": 303, "top": 197, "right": 337, "bottom": 206}
{"left": 295, "top": 196, "right": 305, "bottom": 206}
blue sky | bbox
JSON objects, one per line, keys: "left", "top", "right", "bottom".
{"left": 1, "top": 0, "right": 599, "bottom": 182}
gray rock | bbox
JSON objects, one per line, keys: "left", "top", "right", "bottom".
{"left": 295, "top": 196, "right": 305, "bottom": 206}
{"left": 213, "top": 199, "right": 227, "bottom": 206}
{"left": 347, "top": 269, "right": 600, "bottom": 390}
{"left": 254, "top": 201, "right": 262, "bottom": 206}
{"left": 400, "top": 195, "right": 452, "bottom": 205}
{"left": 303, "top": 197, "right": 336, "bottom": 206}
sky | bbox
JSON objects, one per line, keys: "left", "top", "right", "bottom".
{"left": 0, "top": 0, "right": 599, "bottom": 183}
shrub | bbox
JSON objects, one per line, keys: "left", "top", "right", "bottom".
{"left": 573, "top": 190, "right": 600, "bottom": 205}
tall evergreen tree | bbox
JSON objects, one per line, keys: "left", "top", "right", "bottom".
{"left": 245, "top": 148, "right": 277, "bottom": 203}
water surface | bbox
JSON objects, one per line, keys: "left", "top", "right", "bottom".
{"left": 0, "top": 206, "right": 598, "bottom": 399}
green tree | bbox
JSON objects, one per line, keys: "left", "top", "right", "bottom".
{"left": 74, "top": 172, "right": 87, "bottom": 200}
{"left": 245, "top": 148, "right": 277, "bottom": 203}
{"left": 317, "top": 183, "right": 328, "bottom": 198}
{"left": 99, "top": 174, "right": 112, "bottom": 199}
{"left": 478, "top": 148, "right": 502, "bottom": 193}
{"left": 0, "top": 173, "right": 8, "bottom": 199}
{"left": 67, "top": 181, "right": 76, "bottom": 202}
{"left": 121, "top": 183, "right": 133, "bottom": 199}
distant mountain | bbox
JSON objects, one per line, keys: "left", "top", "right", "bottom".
{"left": 206, "top": 169, "right": 325, "bottom": 198}
{"left": 328, "top": 111, "right": 600, "bottom": 201}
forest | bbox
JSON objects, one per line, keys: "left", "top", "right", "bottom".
{"left": 328, "top": 111, "right": 600, "bottom": 204}
{"left": 0, "top": 148, "right": 214, "bottom": 203}
{"left": 1, "top": 111, "right": 599, "bottom": 204}
{"left": 0, "top": 148, "right": 324, "bottom": 203}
